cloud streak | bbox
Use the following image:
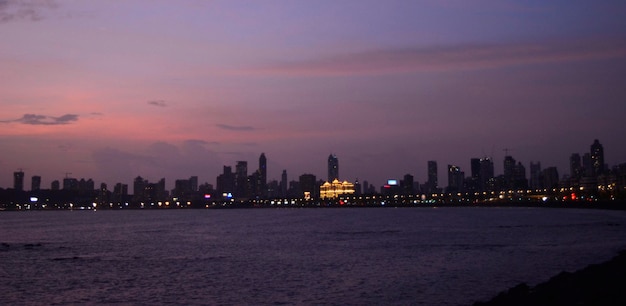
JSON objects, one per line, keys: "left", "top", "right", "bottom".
{"left": 216, "top": 124, "right": 255, "bottom": 131}
{"left": 256, "top": 38, "right": 626, "bottom": 76}
{"left": 0, "top": 0, "right": 57, "bottom": 23}
{"left": 147, "top": 100, "right": 168, "bottom": 107}
{"left": 2, "top": 113, "right": 79, "bottom": 125}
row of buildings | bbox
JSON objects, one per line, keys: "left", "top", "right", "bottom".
{"left": 2, "top": 140, "right": 625, "bottom": 208}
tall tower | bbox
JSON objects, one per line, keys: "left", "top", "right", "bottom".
{"left": 427, "top": 160, "right": 438, "bottom": 193}
{"left": 235, "top": 161, "right": 248, "bottom": 198}
{"left": 479, "top": 157, "right": 494, "bottom": 192}
{"left": 259, "top": 153, "right": 267, "bottom": 192}
{"left": 328, "top": 154, "right": 339, "bottom": 182}
{"left": 590, "top": 139, "right": 604, "bottom": 176}
{"left": 529, "top": 161, "right": 541, "bottom": 190}
{"left": 31, "top": 176, "right": 41, "bottom": 191}
{"left": 280, "top": 170, "right": 287, "bottom": 197}
{"left": 13, "top": 170, "right": 24, "bottom": 191}
{"left": 570, "top": 153, "right": 582, "bottom": 179}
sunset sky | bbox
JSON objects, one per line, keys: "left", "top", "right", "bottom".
{"left": 1, "top": 0, "right": 625, "bottom": 190}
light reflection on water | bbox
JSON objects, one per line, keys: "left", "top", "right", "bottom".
{"left": 1, "top": 207, "right": 625, "bottom": 305}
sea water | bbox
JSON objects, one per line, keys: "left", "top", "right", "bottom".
{"left": 1, "top": 207, "right": 625, "bottom": 305}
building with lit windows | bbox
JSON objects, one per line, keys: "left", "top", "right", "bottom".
{"left": 320, "top": 179, "right": 355, "bottom": 199}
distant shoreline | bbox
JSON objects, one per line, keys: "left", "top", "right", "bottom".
{"left": 1, "top": 200, "right": 625, "bottom": 211}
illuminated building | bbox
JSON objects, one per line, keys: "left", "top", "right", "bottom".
{"left": 570, "top": 154, "right": 583, "bottom": 179}
{"left": 299, "top": 174, "right": 317, "bottom": 199}
{"left": 320, "top": 179, "right": 355, "bottom": 199}
{"left": 447, "top": 165, "right": 464, "bottom": 193}
{"left": 328, "top": 154, "right": 338, "bottom": 182}
{"left": 479, "top": 157, "right": 494, "bottom": 191}
{"left": 217, "top": 166, "right": 235, "bottom": 196}
{"left": 591, "top": 139, "right": 605, "bottom": 176}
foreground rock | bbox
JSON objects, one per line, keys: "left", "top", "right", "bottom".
{"left": 473, "top": 251, "right": 626, "bottom": 306}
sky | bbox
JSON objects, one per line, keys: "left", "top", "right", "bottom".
{"left": 1, "top": 0, "right": 625, "bottom": 190}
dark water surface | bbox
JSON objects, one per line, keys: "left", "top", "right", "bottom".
{"left": 1, "top": 207, "right": 625, "bottom": 305}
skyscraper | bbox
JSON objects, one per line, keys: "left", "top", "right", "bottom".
{"left": 530, "top": 161, "right": 541, "bottom": 190}
{"left": 470, "top": 158, "right": 481, "bottom": 180}
{"left": 503, "top": 155, "right": 516, "bottom": 185}
{"left": 235, "top": 161, "right": 248, "bottom": 198}
{"left": 590, "top": 139, "right": 604, "bottom": 176}
{"left": 427, "top": 160, "right": 438, "bottom": 193}
{"left": 31, "top": 175, "right": 41, "bottom": 191}
{"left": 570, "top": 153, "right": 582, "bottom": 179}
{"left": 280, "top": 170, "right": 287, "bottom": 197}
{"left": 479, "top": 157, "right": 494, "bottom": 192}
{"left": 13, "top": 170, "right": 24, "bottom": 191}
{"left": 328, "top": 154, "right": 339, "bottom": 182}
{"left": 582, "top": 153, "right": 593, "bottom": 177}
{"left": 447, "top": 165, "right": 464, "bottom": 193}
{"left": 259, "top": 153, "right": 267, "bottom": 196}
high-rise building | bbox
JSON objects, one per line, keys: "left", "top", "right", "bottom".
{"left": 328, "top": 154, "right": 339, "bottom": 182}
{"left": 582, "top": 153, "right": 593, "bottom": 177}
{"left": 280, "top": 170, "right": 288, "bottom": 197}
{"left": 259, "top": 153, "right": 267, "bottom": 193}
{"left": 503, "top": 155, "right": 516, "bottom": 186}
{"left": 13, "top": 170, "right": 24, "bottom": 191}
{"left": 31, "top": 175, "right": 41, "bottom": 191}
{"left": 542, "top": 167, "right": 559, "bottom": 190}
{"left": 216, "top": 166, "right": 235, "bottom": 195}
{"left": 354, "top": 179, "right": 362, "bottom": 195}
{"left": 235, "top": 161, "right": 248, "bottom": 198}
{"left": 570, "top": 153, "right": 583, "bottom": 179}
{"left": 513, "top": 162, "right": 527, "bottom": 189}
{"left": 63, "top": 177, "right": 79, "bottom": 191}
{"left": 530, "top": 161, "right": 541, "bottom": 190}
{"left": 299, "top": 174, "right": 317, "bottom": 199}
{"left": 470, "top": 158, "right": 481, "bottom": 180}
{"left": 590, "top": 139, "right": 605, "bottom": 176}
{"left": 479, "top": 157, "right": 494, "bottom": 192}
{"left": 189, "top": 176, "right": 198, "bottom": 192}
{"left": 402, "top": 174, "right": 414, "bottom": 195}
{"left": 447, "top": 165, "right": 464, "bottom": 193}
{"left": 362, "top": 180, "right": 370, "bottom": 195}
{"left": 427, "top": 160, "right": 438, "bottom": 193}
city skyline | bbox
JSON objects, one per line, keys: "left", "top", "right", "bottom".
{"left": 1, "top": 1, "right": 625, "bottom": 189}
{"left": 2, "top": 138, "right": 620, "bottom": 193}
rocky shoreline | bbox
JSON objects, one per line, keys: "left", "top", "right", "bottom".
{"left": 473, "top": 251, "right": 626, "bottom": 305}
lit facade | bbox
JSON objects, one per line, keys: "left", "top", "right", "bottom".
{"left": 320, "top": 179, "right": 355, "bottom": 199}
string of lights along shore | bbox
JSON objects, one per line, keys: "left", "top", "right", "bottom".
{"left": 1, "top": 139, "right": 625, "bottom": 210}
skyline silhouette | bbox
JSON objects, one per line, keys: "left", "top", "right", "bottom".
{"left": 1, "top": 1, "right": 625, "bottom": 190}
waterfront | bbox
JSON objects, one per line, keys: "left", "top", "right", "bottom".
{"left": 2, "top": 207, "right": 625, "bottom": 305}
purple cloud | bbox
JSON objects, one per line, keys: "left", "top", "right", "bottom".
{"left": 0, "top": 0, "right": 57, "bottom": 23}
{"left": 147, "top": 100, "right": 168, "bottom": 107}
{"left": 3, "top": 113, "right": 79, "bottom": 125}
